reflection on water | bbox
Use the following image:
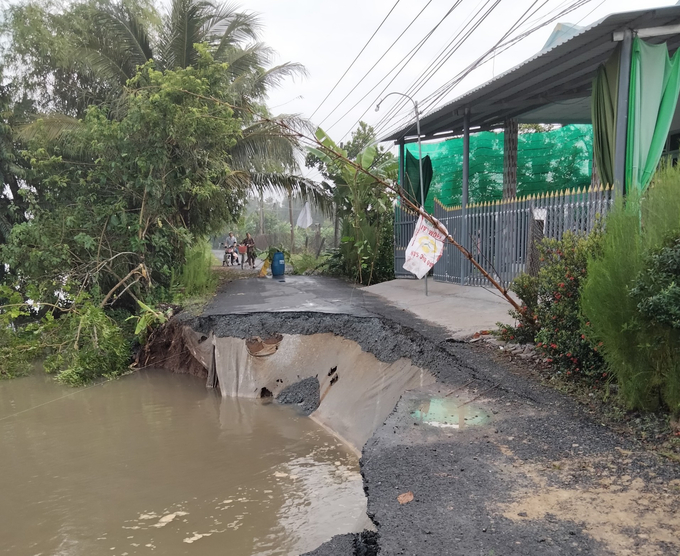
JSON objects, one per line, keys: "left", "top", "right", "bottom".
{"left": 411, "top": 397, "right": 491, "bottom": 429}
{"left": 0, "top": 370, "right": 368, "bottom": 556}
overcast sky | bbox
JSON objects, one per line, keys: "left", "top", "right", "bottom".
{"left": 242, "top": 0, "right": 673, "bottom": 148}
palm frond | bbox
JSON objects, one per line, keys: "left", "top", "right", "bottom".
{"left": 18, "top": 114, "right": 83, "bottom": 143}
{"left": 92, "top": 3, "right": 154, "bottom": 73}
{"left": 229, "top": 122, "right": 300, "bottom": 173}
{"left": 71, "top": 47, "right": 135, "bottom": 88}
{"left": 247, "top": 172, "right": 334, "bottom": 216}
{"left": 246, "top": 63, "right": 307, "bottom": 100}
{"left": 208, "top": 3, "right": 262, "bottom": 56}
{"left": 160, "top": 0, "right": 213, "bottom": 69}
{"left": 216, "top": 42, "right": 272, "bottom": 80}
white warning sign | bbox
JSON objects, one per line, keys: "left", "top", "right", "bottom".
{"left": 403, "top": 215, "right": 448, "bottom": 279}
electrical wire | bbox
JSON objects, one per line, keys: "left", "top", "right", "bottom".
{"left": 326, "top": 0, "right": 465, "bottom": 139}
{"left": 371, "top": 0, "right": 497, "bottom": 132}
{"left": 309, "top": 0, "right": 402, "bottom": 120}
{"left": 317, "top": 0, "right": 436, "bottom": 127}
{"left": 377, "top": 0, "right": 594, "bottom": 140}
{"left": 370, "top": 0, "right": 501, "bottom": 135}
{"left": 377, "top": 0, "right": 594, "bottom": 137}
{"left": 394, "top": 0, "right": 553, "bottom": 133}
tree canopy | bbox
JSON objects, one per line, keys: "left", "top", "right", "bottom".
{"left": 0, "top": 0, "right": 330, "bottom": 383}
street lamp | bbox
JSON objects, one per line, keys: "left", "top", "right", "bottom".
{"left": 376, "top": 92, "right": 428, "bottom": 296}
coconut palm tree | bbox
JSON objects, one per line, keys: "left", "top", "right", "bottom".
{"left": 18, "top": 0, "right": 330, "bottom": 209}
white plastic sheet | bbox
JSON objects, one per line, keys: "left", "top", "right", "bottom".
{"left": 403, "top": 214, "right": 448, "bottom": 279}
{"left": 296, "top": 201, "right": 313, "bottom": 229}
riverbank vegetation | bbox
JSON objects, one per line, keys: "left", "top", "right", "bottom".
{"left": 499, "top": 165, "right": 680, "bottom": 419}
{"left": 0, "top": 0, "right": 328, "bottom": 384}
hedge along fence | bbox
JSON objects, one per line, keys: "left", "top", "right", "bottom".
{"left": 395, "top": 184, "right": 613, "bottom": 289}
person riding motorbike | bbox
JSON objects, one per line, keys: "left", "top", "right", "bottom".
{"left": 223, "top": 232, "right": 239, "bottom": 266}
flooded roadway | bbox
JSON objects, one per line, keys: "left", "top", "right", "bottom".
{"left": 0, "top": 370, "right": 369, "bottom": 556}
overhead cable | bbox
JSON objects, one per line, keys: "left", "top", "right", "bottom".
{"left": 378, "top": 0, "right": 594, "bottom": 140}
{"left": 317, "top": 0, "right": 436, "bottom": 127}
{"left": 309, "top": 0, "right": 401, "bottom": 120}
{"left": 327, "top": 0, "right": 464, "bottom": 139}
{"left": 370, "top": 0, "right": 501, "bottom": 135}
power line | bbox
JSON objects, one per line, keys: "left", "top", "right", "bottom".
{"left": 309, "top": 0, "right": 402, "bottom": 120}
{"left": 392, "top": 0, "right": 552, "bottom": 134}
{"left": 420, "top": 0, "right": 589, "bottom": 112}
{"left": 371, "top": 0, "right": 501, "bottom": 135}
{"left": 377, "top": 0, "right": 594, "bottom": 140}
{"left": 371, "top": 0, "right": 494, "bottom": 132}
{"left": 317, "top": 0, "right": 436, "bottom": 128}
{"left": 327, "top": 0, "right": 465, "bottom": 139}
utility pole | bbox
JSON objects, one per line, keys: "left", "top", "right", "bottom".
{"left": 377, "top": 92, "right": 427, "bottom": 296}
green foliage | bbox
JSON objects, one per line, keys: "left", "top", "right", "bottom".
{"left": 43, "top": 304, "right": 131, "bottom": 385}
{"left": 308, "top": 124, "right": 396, "bottom": 286}
{"left": 533, "top": 231, "right": 604, "bottom": 380}
{"left": 582, "top": 165, "right": 680, "bottom": 414}
{"left": 631, "top": 235, "right": 680, "bottom": 329}
{"left": 290, "top": 252, "right": 328, "bottom": 275}
{"left": 126, "top": 299, "right": 169, "bottom": 343}
{"left": 0, "top": 1, "right": 327, "bottom": 384}
{"left": 4, "top": 52, "right": 243, "bottom": 309}
{"left": 260, "top": 245, "right": 289, "bottom": 263}
{"left": 0, "top": 295, "right": 132, "bottom": 385}
{"left": 499, "top": 230, "right": 604, "bottom": 381}
{"left": 174, "top": 241, "right": 218, "bottom": 299}
{"left": 496, "top": 273, "right": 539, "bottom": 344}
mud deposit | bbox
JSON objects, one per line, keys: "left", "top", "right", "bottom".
{"left": 151, "top": 311, "right": 680, "bottom": 556}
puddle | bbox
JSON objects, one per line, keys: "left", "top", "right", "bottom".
{"left": 411, "top": 397, "right": 491, "bottom": 429}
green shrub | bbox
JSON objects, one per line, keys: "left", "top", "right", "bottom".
{"left": 291, "top": 252, "right": 328, "bottom": 275}
{"left": 497, "top": 273, "right": 539, "bottom": 344}
{"left": 533, "top": 231, "right": 604, "bottom": 381}
{"left": 499, "top": 230, "right": 604, "bottom": 381}
{"left": 583, "top": 164, "right": 680, "bottom": 414}
{"left": 631, "top": 235, "right": 680, "bottom": 329}
{"left": 43, "top": 304, "right": 131, "bottom": 385}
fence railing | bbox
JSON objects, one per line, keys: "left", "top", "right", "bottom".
{"left": 394, "top": 185, "right": 613, "bottom": 289}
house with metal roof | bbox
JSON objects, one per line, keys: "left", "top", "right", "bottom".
{"left": 383, "top": 4, "right": 680, "bottom": 198}
{"left": 388, "top": 4, "right": 680, "bottom": 286}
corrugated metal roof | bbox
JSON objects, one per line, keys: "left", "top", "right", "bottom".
{"left": 381, "top": 5, "right": 680, "bottom": 143}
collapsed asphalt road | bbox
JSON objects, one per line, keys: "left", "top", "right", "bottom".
{"left": 182, "top": 276, "right": 680, "bottom": 556}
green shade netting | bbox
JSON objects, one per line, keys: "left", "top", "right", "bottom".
{"left": 404, "top": 124, "right": 593, "bottom": 213}
{"left": 592, "top": 44, "right": 620, "bottom": 187}
{"left": 403, "top": 150, "right": 433, "bottom": 207}
{"left": 626, "top": 37, "right": 680, "bottom": 192}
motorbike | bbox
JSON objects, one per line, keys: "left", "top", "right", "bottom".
{"left": 223, "top": 246, "right": 238, "bottom": 266}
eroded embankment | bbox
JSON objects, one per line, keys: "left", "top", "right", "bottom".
{"left": 142, "top": 311, "right": 680, "bottom": 556}
{"left": 140, "top": 312, "right": 447, "bottom": 453}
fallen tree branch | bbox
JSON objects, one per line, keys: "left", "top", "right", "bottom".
{"left": 100, "top": 264, "right": 147, "bottom": 308}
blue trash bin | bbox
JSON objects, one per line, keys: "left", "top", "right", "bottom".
{"left": 272, "top": 251, "right": 285, "bottom": 277}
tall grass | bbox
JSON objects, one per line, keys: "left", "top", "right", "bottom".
{"left": 175, "top": 241, "right": 217, "bottom": 299}
{"left": 582, "top": 164, "right": 680, "bottom": 413}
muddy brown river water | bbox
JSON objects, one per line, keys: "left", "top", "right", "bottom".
{"left": 0, "top": 370, "right": 369, "bottom": 556}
